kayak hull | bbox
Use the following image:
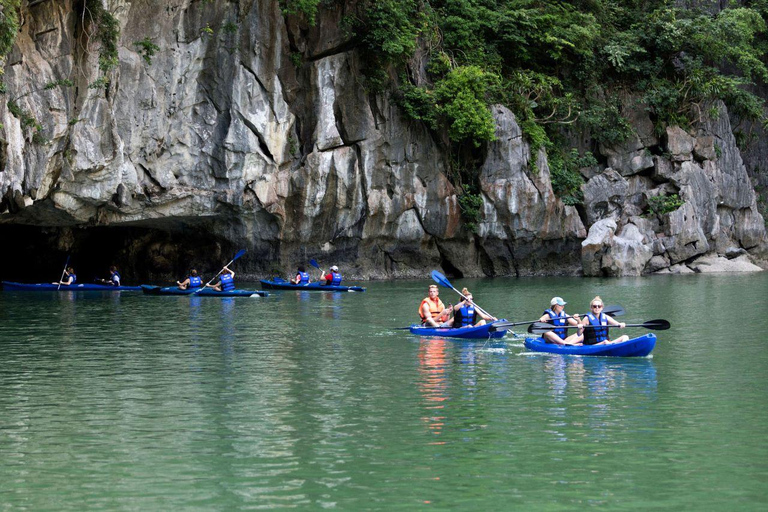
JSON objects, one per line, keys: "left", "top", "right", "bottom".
{"left": 524, "top": 333, "right": 657, "bottom": 357}
{"left": 2, "top": 281, "right": 141, "bottom": 292}
{"left": 141, "top": 285, "right": 267, "bottom": 297}
{"left": 260, "top": 279, "right": 365, "bottom": 292}
{"left": 408, "top": 320, "right": 509, "bottom": 339}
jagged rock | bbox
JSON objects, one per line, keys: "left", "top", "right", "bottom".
{"left": 661, "top": 202, "right": 710, "bottom": 263}
{"left": 479, "top": 105, "right": 586, "bottom": 274}
{"left": 652, "top": 156, "right": 676, "bottom": 181}
{"left": 583, "top": 169, "right": 628, "bottom": 226}
{"left": 688, "top": 253, "right": 763, "bottom": 272}
{"left": 599, "top": 94, "right": 658, "bottom": 176}
{"left": 647, "top": 254, "right": 670, "bottom": 272}
{"left": 666, "top": 126, "right": 695, "bottom": 161}
{"left": 581, "top": 218, "right": 616, "bottom": 276}
{"left": 655, "top": 263, "right": 695, "bottom": 274}
{"left": 694, "top": 135, "right": 717, "bottom": 161}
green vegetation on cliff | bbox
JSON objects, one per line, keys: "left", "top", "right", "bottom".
{"left": 286, "top": 1, "right": 768, "bottom": 222}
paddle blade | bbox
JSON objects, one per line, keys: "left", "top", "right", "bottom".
{"left": 430, "top": 270, "right": 452, "bottom": 289}
{"left": 642, "top": 319, "right": 670, "bottom": 330}
{"left": 232, "top": 249, "right": 247, "bottom": 262}
{"left": 309, "top": 259, "right": 320, "bottom": 269}
{"left": 603, "top": 304, "right": 625, "bottom": 317}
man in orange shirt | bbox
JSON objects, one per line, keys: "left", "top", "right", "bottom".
{"left": 419, "top": 285, "right": 452, "bottom": 327}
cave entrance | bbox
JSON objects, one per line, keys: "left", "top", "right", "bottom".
{"left": 0, "top": 219, "right": 239, "bottom": 285}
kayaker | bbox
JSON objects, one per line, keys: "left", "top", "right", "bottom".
{"left": 450, "top": 288, "right": 497, "bottom": 328}
{"left": 177, "top": 269, "right": 203, "bottom": 290}
{"left": 419, "top": 284, "right": 452, "bottom": 327}
{"left": 97, "top": 266, "right": 121, "bottom": 286}
{"left": 320, "top": 265, "right": 342, "bottom": 286}
{"left": 539, "top": 296, "right": 583, "bottom": 345}
{"left": 52, "top": 267, "right": 76, "bottom": 286}
{"left": 293, "top": 266, "right": 310, "bottom": 284}
{"left": 580, "top": 296, "right": 629, "bottom": 345}
{"left": 206, "top": 266, "right": 235, "bottom": 292}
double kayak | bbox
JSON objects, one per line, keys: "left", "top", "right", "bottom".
{"left": 524, "top": 333, "right": 657, "bottom": 357}
{"left": 2, "top": 281, "right": 141, "bottom": 292}
{"left": 141, "top": 285, "right": 268, "bottom": 297}
{"left": 260, "top": 277, "right": 365, "bottom": 292}
{"left": 408, "top": 320, "right": 509, "bottom": 339}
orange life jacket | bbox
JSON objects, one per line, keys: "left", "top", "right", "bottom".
{"left": 419, "top": 297, "right": 445, "bottom": 322}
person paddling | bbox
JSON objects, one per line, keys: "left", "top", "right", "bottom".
{"left": 450, "top": 288, "right": 497, "bottom": 328}
{"left": 419, "top": 284, "right": 452, "bottom": 327}
{"left": 98, "top": 265, "right": 121, "bottom": 286}
{"left": 539, "top": 296, "right": 583, "bottom": 345}
{"left": 52, "top": 267, "right": 76, "bottom": 286}
{"left": 320, "top": 265, "right": 342, "bottom": 286}
{"left": 206, "top": 266, "right": 235, "bottom": 292}
{"left": 177, "top": 269, "right": 202, "bottom": 290}
{"left": 580, "top": 296, "right": 629, "bottom": 345}
{"left": 293, "top": 266, "right": 310, "bottom": 285}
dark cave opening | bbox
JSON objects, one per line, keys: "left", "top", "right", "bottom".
{"left": 0, "top": 220, "right": 242, "bottom": 285}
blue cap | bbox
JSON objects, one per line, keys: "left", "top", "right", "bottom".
{"left": 550, "top": 297, "right": 566, "bottom": 306}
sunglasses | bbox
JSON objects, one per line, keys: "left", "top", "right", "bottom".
{"left": 591, "top": 304, "right": 603, "bottom": 308}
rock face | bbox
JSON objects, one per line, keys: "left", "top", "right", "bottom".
{"left": 0, "top": 1, "right": 765, "bottom": 280}
{"left": 580, "top": 100, "right": 767, "bottom": 276}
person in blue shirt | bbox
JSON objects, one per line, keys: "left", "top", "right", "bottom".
{"left": 448, "top": 288, "right": 497, "bottom": 328}
{"left": 177, "top": 269, "right": 202, "bottom": 290}
{"left": 538, "top": 296, "right": 583, "bottom": 345}
{"left": 52, "top": 267, "right": 76, "bottom": 286}
{"left": 292, "top": 266, "right": 310, "bottom": 284}
{"left": 207, "top": 266, "right": 235, "bottom": 292}
{"left": 98, "top": 266, "right": 121, "bottom": 286}
{"left": 580, "top": 296, "right": 628, "bottom": 345}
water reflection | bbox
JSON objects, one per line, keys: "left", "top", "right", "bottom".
{"left": 417, "top": 338, "right": 448, "bottom": 438}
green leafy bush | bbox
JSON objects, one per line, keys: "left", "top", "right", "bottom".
{"left": 647, "top": 194, "right": 684, "bottom": 216}
{"left": 458, "top": 192, "right": 484, "bottom": 233}
{"left": 134, "top": 37, "right": 160, "bottom": 65}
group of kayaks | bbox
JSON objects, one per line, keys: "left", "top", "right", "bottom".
{"left": 2, "top": 270, "right": 663, "bottom": 357}
{"left": 0, "top": 277, "right": 367, "bottom": 298}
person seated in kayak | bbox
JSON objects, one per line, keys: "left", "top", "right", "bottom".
{"left": 419, "top": 284, "right": 453, "bottom": 327}
{"left": 52, "top": 267, "right": 76, "bottom": 286}
{"left": 539, "top": 296, "right": 583, "bottom": 345}
{"left": 206, "top": 266, "right": 235, "bottom": 292}
{"left": 580, "top": 296, "right": 629, "bottom": 345}
{"left": 292, "top": 266, "right": 310, "bottom": 285}
{"left": 320, "top": 265, "right": 342, "bottom": 286}
{"left": 449, "top": 288, "right": 497, "bottom": 328}
{"left": 177, "top": 269, "right": 202, "bottom": 290}
{"left": 97, "top": 265, "right": 121, "bottom": 286}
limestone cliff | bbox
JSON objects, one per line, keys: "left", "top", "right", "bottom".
{"left": 0, "top": 0, "right": 764, "bottom": 281}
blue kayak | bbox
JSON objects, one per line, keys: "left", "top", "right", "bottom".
{"left": 408, "top": 320, "right": 509, "bottom": 339}
{"left": 2, "top": 281, "right": 141, "bottom": 292}
{"left": 260, "top": 277, "right": 365, "bottom": 292}
{"left": 141, "top": 285, "right": 267, "bottom": 297}
{"left": 524, "top": 333, "right": 657, "bottom": 357}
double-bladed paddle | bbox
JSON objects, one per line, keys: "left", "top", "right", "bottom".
{"left": 430, "top": 270, "right": 496, "bottom": 320}
{"left": 527, "top": 319, "right": 670, "bottom": 335}
{"left": 56, "top": 255, "right": 70, "bottom": 291}
{"left": 194, "top": 249, "right": 246, "bottom": 294}
{"left": 489, "top": 305, "right": 625, "bottom": 331}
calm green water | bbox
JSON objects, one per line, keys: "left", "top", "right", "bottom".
{"left": 1, "top": 273, "right": 767, "bottom": 510}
